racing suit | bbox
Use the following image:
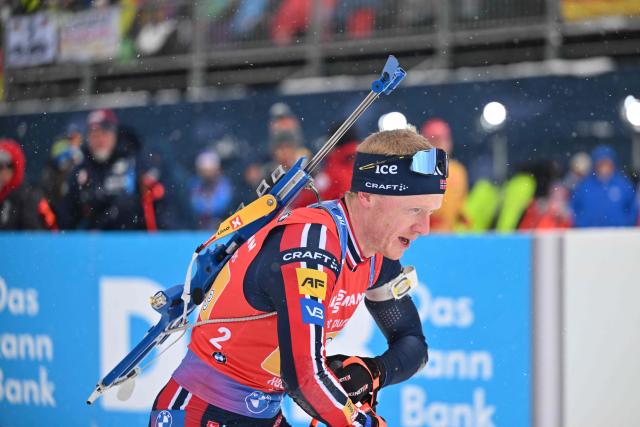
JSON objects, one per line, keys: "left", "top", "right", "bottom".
{"left": 150, "top": 199, "right": 428, "bottom": 426}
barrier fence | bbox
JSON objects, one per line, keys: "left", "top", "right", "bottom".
{"left": 1, "top": 229, "right": 639, "bottom": 426}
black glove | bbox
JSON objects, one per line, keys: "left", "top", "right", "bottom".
{"left": 327, "top": 354, "right": 385, "bottom": 406}
{"left": 353, "top": 403, "right": 387, "bottom": 427}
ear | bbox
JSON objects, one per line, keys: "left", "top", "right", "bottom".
{"left": 357, "top": 191, "right": 375, "bottom": 207}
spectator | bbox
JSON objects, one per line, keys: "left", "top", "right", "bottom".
{"left": 231, "top": 160, "right": 267, "bottom": 211}
{"left": 58, "top": 108, "right": 169, "bottom": 230}
{"left": 266, "top": 102, "right": 316, "bottom": 208}
{"left": 315, "top": 123, "right": 359, "bottom": 201}
{"left": 562, "top": 151, "right": 591, "bottom": 193}
{"left": 519, "top": 183, "right": 572, "bottom": 230}
{"left": 571, "top": 145, "right": 638, "bottom": 227}
{"left": 40, "top": 123, "right": 84, "bottom": 214}
{"left": 268, "top": 102, "right": 304, "bottom": 170}
{"left": 229, "top": 0, "right": 271, "bottom": 41}
{"left": 333, "top": 0, "right": 380, "bottom": 39}
{"left": 270, "top": 0, "right": 311, "bottom": 46}
{"left": 189, "top": 150, "right": 232, "bottom": 230}
{"left": 517, "top": 160, "right": 571, "bottom": 230}
{"left": 0, "top": 138, "right": 55, "bottom": 230}
{"left": 421, "top": 118, "right": 469, "bottom": 232}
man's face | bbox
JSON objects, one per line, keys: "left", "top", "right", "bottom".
{"left": 595, "top": 158, "right": 614, "bottom": 180}
{"left": 359, "top": 193, "right": 443, "bottom": 260}
{"left": 88, "top": 126, "right": 117, "bottom": 162}
{"left": 0, "top": 161, "right": 14, "bottom": 190}
{"left": 273, "top": 143, "right": 297, "bottom": 169}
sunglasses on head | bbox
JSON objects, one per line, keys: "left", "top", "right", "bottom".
{"left": 410, "top": 149, "right": 449, "bottom": 178}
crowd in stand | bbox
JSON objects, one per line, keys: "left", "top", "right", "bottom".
{"left": 7, "top": 0, "right": 432, "bottom": 58}
{"left": 1, "top": 102, "right": 639, "bottom": 232}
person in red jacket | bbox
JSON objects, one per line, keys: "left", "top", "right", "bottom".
{"left": 0, "top": 139, "right": 56, "bottom": 230}
{"left": 150, "top": 129, "right": 448, "bottom": 427}
{"left": 315, "top": 125, "right": 360, "bottom": 201}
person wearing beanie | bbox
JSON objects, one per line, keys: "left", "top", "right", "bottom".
{"left": 57, "top": 109, "right": 169, "bottom": 230}
{"left": 189, "top": 150, "right": 233, "bottom": 230}
{"left": 571, "top": 144, "right": 638, "bottom": 227}
{"left": 420, "top": 118, "right": 469, "bottom": 232}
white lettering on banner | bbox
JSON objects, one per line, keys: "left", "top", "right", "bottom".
{"left": 0, "top": 277, "right": 39, "bottom": 316}
{"left": 402, "top": 386, "right": 495, "bottom": 427}
{"left": 0, "top": 333, "right": 53, "bottom": 361}
{"left": 417, "top": 349, "right": 493, "bottom": 380}
{"left": 100, "top": 277, "right": 187, "bottom": 411}
{"left": 0, "top": 367, "right": 56, "bottom": 406}
{"left": 413, "top": 283, "right": 474, "bottom": 328}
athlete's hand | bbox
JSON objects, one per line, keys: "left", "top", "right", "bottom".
{"left": 352, "top": 403, "right": 387, "bottom": 427}
{"left": 327, "top": 354, "right": 384, "bottom": 406}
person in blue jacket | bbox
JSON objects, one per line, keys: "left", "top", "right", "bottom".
{"left": 571, "top": 145, "right": 638, "bottom": 227}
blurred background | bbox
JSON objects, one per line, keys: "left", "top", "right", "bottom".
{"left": 0, "top": 0, "right": 639, "bottom": 426}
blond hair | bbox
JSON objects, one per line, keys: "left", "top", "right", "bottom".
{"left": 357, "top": 128, "right": 433, "bottom": 156}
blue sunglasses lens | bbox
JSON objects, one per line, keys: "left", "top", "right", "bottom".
{"left": 410, "top": 150, "right": 448, "bottom": 177}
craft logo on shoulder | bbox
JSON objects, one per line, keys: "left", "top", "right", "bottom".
{"left": 155, "top": 410, "right": 173, "bottom": 427}
{"left": 300, "top": 298, "right": 325, "bottom": 326}
{"left": 281, "top": 248, "right": 339, "bottom": 274}
{"left": 375, "top": 164, "right": 398, "bottom": 175}
{"left": 296, "top": 268, "right": 327, "bottom": 300}
{"left": 230, "top": 215, "right": 243, "bottom": 230}
{"left": 245, "top": 390, "right": 272, "bottom": 414}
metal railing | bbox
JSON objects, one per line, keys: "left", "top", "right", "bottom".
{"left": 1, "top": 0, "right": 639, "bottom": 102}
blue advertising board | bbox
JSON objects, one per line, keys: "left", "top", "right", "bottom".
{"left": 0, "top": 233, "right": 530, "bottom": 427}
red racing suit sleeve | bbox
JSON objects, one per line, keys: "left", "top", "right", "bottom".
{"left": 247, "top": 221, "right": 360, "bottom": 426}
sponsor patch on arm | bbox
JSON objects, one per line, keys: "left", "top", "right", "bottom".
{"left": 296, "top": 267, "right": 328, "bottom": 300}
{"left": 300, "top": 299, "right": 325, "bottom": 326}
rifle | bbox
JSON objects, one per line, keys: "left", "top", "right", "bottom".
{"left": 87, "top": 55, "right": 406, "bottom": 405}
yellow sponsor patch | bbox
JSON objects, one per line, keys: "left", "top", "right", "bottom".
{"left": 199, "top": 263, "right": 231, "bottom": 321}
{"left": 261, "top": 347, "right": 281, "bottom": 376}
{"left": 209, "top": 194, "right": 277, "bottom": 242}
{"left": 296, "top": 268, "right": 327, "bottom": 300}
{"left": 343, "top": 399, "right": 357, "bottom": 422}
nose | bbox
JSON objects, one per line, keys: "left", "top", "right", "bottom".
{"left": 412, "top": 213, "right": 431, "bottom": 236}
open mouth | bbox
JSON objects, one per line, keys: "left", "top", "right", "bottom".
{"left": 399, "top": 237, "right": 410, "bottom": 247}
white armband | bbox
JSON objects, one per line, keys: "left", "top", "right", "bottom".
{"left": 365, "top": 266, "right": 418, "bottom": 302}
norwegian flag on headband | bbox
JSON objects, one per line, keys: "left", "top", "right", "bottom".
{"left": 440, "top": 179, "right": 447, "bottom": 190}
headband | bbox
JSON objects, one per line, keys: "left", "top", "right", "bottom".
{"left": 350, "top": 149, "right": 448, "bottom": 195}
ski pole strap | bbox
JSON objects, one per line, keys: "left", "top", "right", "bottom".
{"left": 310, "top": 200, "right": 349, "bottom": 266}
{"left": 311, "top": 200, "right": 377, "bottom": 286}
